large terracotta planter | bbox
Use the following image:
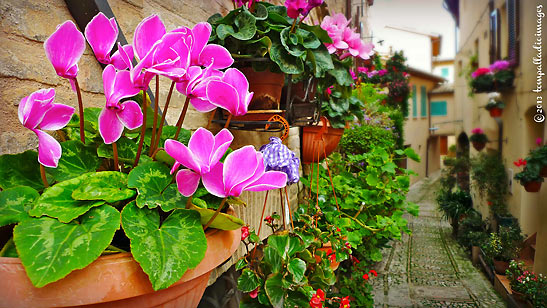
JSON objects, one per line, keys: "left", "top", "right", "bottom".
{"left": 472, "top": 141, "right": 486, "bottom": 151}
{"left": 524, "top": 181, "right": 542, "bottom": 193}
{"left": 302, "top": 118, "right": 344, "bottom": 164}
{"left": 493, "top": 259, "right": 509, "bottom": 275}
{"left": 0, "top": 227, "right": 241, "bottom": 308}
{"left": 240, "top": 67, "right": 285, "bottom": 110}
{"left": 488, "top": 107, "right": 503, "bottom": 118}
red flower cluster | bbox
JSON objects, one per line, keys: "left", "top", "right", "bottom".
{"left": 339, "top": 296, "right": 351, "bottom": 308}
{"left": 351, "top": 255, "right": 360, "bottom": 265}
{"left": 241, "top": 226, "right": 249, "bottom": 241}
{"left": 471, "top": 67, "right": 490, "bottom": 78}
{"left": 309, "top": 289, "right": 325, "bottom": 308}
{"left": 363, "top": 269, "right": 378, "bottom": 280}
{"left": 487, "top": 201, "right": 493, "bottom": 206}
{"left": 264, "top": 215, "right": 274, "bottom": 224}
{"left": 513, "top": 158, "right": 527, "bottom": 167}
{"left": 326, "top": 248, "right": 337, "bottom": 263}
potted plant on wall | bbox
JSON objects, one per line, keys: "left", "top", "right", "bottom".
{"left": 485, "top": 92, "right": 505, "bottom": 118}
{"left": 528, "top": 140, "right": 547, "bottom": 177}
{"left": 0, "top": 13, "right": 290, "bottom": 308}
{"left": 482, "top": 225, "right": 523, "bottom": 275}
{"left": 514, "top": 158, "right": 544, "bottom": 192}
{"left": 470, "top": 67, "right": 494, "bottom": 93}
{"left": 469, "top": 128, "right": 488, "bottom": 151}
{"left": 489, "top": 60, "right": 515, "bottom": 90}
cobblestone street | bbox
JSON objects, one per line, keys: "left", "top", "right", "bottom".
{"left": 371, "top": 175, "right": 506, "bottom": 308}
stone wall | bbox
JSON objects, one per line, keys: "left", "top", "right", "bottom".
{"left": 0, "top": 0, "right": 349, "bottom": 285}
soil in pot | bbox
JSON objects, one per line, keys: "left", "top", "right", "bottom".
{"left": 240, "top": 67, "right": 285, "bottom": 110}
{"left": 472, "top": 141, "right": 486, "bottom": 151}
{"left": 493, "top": 259, "right": 509, "bottom": 275}
{"left": 524, "top": 181, "right": 542, "bottom": 192}
{"left": 488, "top": 107, "right": 503, "bottom": 118}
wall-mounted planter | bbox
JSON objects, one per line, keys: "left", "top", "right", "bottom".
{"left": 540, "top": 166, "right": 547, "bottom": 178}
{"left": 472, "top": 141, "right": 486, "bottom": 151}
{"left": 493, "top": 259, "right": 509, "bottom": 275}
{"left": 488, "top": 107, "right": 503, "bottom": 118}
{"left": 524, "top": 181, "right": 542, "bottom": 193}
{"left": 0, "top": 227, "right": 241, "bottom": 308}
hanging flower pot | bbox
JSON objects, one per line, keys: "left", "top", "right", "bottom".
{"left": 488, "top": 107, "right": 503, "bottom": 118}
{"left": 524, "top": 181, "right": 542, "bottom": 192}
{"left": 315, "top": 244, "right": 340, "bottom": 271}
{"left": 472, "top": 141, "right": 486, "bottom": 151}
{"left": 302, "top": 117, "right": 344, "bottom": 164}
{"left": 240, "top": 67, "right": 285, "bottom": 110}
{"left": 0, "top": 224, "right": 241, "bottom": 308}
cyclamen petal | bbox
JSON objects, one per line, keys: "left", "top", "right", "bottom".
{"left": 133, "top": 15, "right": 166, "bottom": 60}
{"left": 34, "top": 129, "right": 62, "bottom": 168}
{"left": 40, "top": 104, "right": 76, "bottom": 131}
{"left": 85, "top": 12, "right": 119, "bottom": 64}
{"left": 111, "top": 44, "right": 134, "bottom": 70}
{"left": 18, "top": 88, "right": 56, "bottom": 129}
{"left": 44, "top": 21, "right": 85, "bottom": 79}
{"left": 188, "top": 128, "right": 215, "bottom": 173}
{"left": 244, "top": 171, "right": 288, "bottom": 192}
{"left": 117, "top": 101, "right": 143, "bottom": 130}
{"left": 176, "top": 169, "right": 201, "bottom": 197}
{"left": 164, "top": 139, "right": 201, "bottom": 173}
{"left": 98, "top": 108, "right": 124, "bottom": 144}
{"left": 199, "top": 44, "right": 234, "bottom": 69}
{"left": 201, "top": 162, "right": 226, "bottom": 198}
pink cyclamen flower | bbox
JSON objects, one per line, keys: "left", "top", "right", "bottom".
{"left": 201, "top": 146, "right": 288, "bottom": 198}
{"left": 357, "top": 67, "right": 368, "bottom": 74}
{"left": 176, "top": 64, "right": 223, "bottom": 112}
{"left": 98, "top": 65, "right": 143, "bottom": 144}
{"left": 18, "top": 89, "right": 75, "bottom": 167}
{"left": 378, "top": 69, "right": 388, "bottom": 76}
{"left": 471, "top": 67, "right": 490, "bottom": 78}
{"left": 165, "top": 128, "right": 234, "bottom": 197}
{"left": 321, "top": 13, "right": 350, "bottom": 53}
{"left": 285, "top": 0, "right": 308, "bottom": 19}
{"left": 489, "top": 60, "right": 510, "bottom": 72}
{"left": 349, "top": 69, "right": 357, "bottom": 80}
{"left": 535, "top": 138, "right": 542, "bottom": 146}
{"left": 44, "top": 20, "right": 85, "bottom": 80}
{"left": 341, "top": 27, "right": 374, "bottom": 60}
{"left": 471, "top": 128, "right": 484, "bottom": 135}
{"left": 85, "top": 13, "right": 118, "bottom": 65}
{"left": 206, "top": 68, "right": 254, "bottom": 116}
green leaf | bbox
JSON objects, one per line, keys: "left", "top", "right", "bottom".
{"left": 72, "top": 172, "right": 135, "bottom": 203}
{"left": 296, "top": 28, "right": 320, "bottom": 49}
{"left": 121, "top": 202, "right": 206, "bottom": 290}
{"left": 328, "top": 61, "right": 354, "bottom": 86}
{"left": 217, "top": 24, "right": 235, "bottom": 40}
{"left": 46, "top": 141, "right": 101, "bottom": 182}
{"left": 0, "top": 186, "right": 39, "bottom": 227}
{"left": 13, "top": 205, "right": 120, "bottom": 287}
{"left": 235, "top": 258, "right": 248, "bottom": 271}
{"left": 404, "top": 147, "right": 421, "bottom": 162}
{"left": 238, "top": 268, "right": 262, "bottom": 292}
{"left": 280, "top": 28, "right": 306, "bottom": 57}
{"left": 232, "top": 10, "right": 257, "bottom": 40}
{"left": 267, "top": 234, "right": 303, "bottom": 260}
{"left": 0, "top": 151, "right": 45, "bottom": 190}
{"left": 270, "top": 41, "right": 303, "bottom": 74}
{"left": 97, "top": 137, "right": 139, "bottom": 164}
{"left": 128, "top": 162, "right": 186, "bottom": 211}
{"left": 263, "top": 246, "right": 282, "bottom": 272}
{"left": 188, "top": 204, "right": 244, "bottom": 230}
{"left": 144, "top": 126, "right": 191, "bottom": 148}
{"left": 308, "top": 45, "right": 334, "bottom": 77}
{"left": 30, "top": 174, "right": 105, "bottom": 223}
{"left": 253, "top": 3, "right": 268, "bottom": 20}
{"left": 0, "top": 238, "right": 18, "bottom": 257}
{"left": 287, "top": 258, "right": 306, "bottom": 283}
{"left": 382, "top": 162, "right": 397, "bottom": 174}
{"left": 265, "top": 273, "right": 285, "bottom": 308}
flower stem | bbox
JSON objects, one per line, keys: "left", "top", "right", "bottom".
{"left": 203, "top": 197, "right": 227, "bottom": 230}
{"left": 174, "top": 96, "right": 191, "bottom": 140}
{"left": 151, "top": 147, "right": 163, "bottom": 160}
{"left": 112, "top": 142, "right": 119, "bottom": 171}
{"left": 284, "top": 187, "right": 294, "bottom": 230}
{"left": 206, "top": 109, "right": 217, "bottom": 130}
{"left": 74, "top": 78, "right": 85, "bottom": 144}
{"left": 40, "top": 164, "right": 48, "bottom": 188}
{"left": 224, "top": 114, "right": 233, "bottom": 129}
{"left": 290, "top": 18, "right": 298, "bottom": 33}
{"left": 134, "top": 90, "right": 148, "bottom": 167}
{"left": 185, "top": 195, "right": 193, "bottom": 209}
{"left": 154, "top": 81, "right": 175, "bottom": 152}
{"left": 149, "top": 76, "right": 160, "bottom": 156}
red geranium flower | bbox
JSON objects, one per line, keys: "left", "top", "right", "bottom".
{"left": 362, "top": 273, "right": 369, "bottom": 280}
{"left": 339, "top": 296, "right": 351, "bottom": 308}
{"left": 345, "top": 242, "right": 351, "bottom": 250}
{"left": 513, "top": 158, "right": 527, "bottom": 167}
{"left": 369, "top": 269, "right": 378, "bottom": 277}
{"left": 326, "top": 248, "right": 336, "bottom": 263}
{"left": 351, "top": 255, "right": 360, "bottom": 265}
{"left": 487, "top": 201, "right": 492, "bottom": 206}
{"left": 264, "top": 215, "right": 274, "bottom": 224}
{"left": 241, "top": 226, "right": 249, "bottom": 241}
{"left": 249, "top": 287, "right": 258, "bottom": 298}
{"left": 310, "top": 289, "right": 325, "bottom": 308}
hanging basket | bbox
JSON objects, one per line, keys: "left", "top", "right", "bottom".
{"left": 488, "top": 107, "right": 503, "bottom": 118}
{"left": 524, "top": 181, "right": 542, "bottom": 193}
{"left": 0, "top": 220, "right": 241, "bottom": 308}
{"left": 472, "top": 141, "right": 486, "bottom": 151}
{"left": 302, "top": 118, "right": 344, "bottom": 164}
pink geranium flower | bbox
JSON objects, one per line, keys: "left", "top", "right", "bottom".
{"left": 471, "top": 127, "right": 484, "bottom": 135}
{"left": 201, "top": 146, "right": 287, "bottom": 198}
{"left": 44, "top": 20, "right": 85, "bottom": 80}
{"left": 165, "top": 128, "right": 234, "bottom": 196}
{"left": 471, "top": 67, "right": 490, "bottom": 78}
{"left": 18, "top": 89, "right": 75, "bottom": 167}
{"left": 489, "top": 60, "right": 510, "bottom": 72}
{"left": 98, "top": 65, "right": 143, "bottom": 144}
{"left": 206, "top": 68, "right": 254, "bottom": 116}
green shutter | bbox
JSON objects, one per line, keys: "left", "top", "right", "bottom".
{"left": 441, "top": 67, "right": 449, "bottom": 78}
{"left": 412, "top": 85, "right": 417, "bottom": 118}
{"left": 420, "top": 86, "right": 427, "bottom": 117}
{"left": 430, "top": 101, "right": 447, "bottom": 116}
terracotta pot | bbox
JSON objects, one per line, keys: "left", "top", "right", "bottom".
{"left": 315, "top": 243, "right": 340, "bottom": 271}
{"left": 240, "top": 67, "right": 285, "bottom": 110}
{"left": 302, "top": 118, "right": 344, "bottom": 164}
{"left": 290, "top": 79, "right": 317, "bottom": 102}
{"left": 512, "top": 290, "right": 527, "bottom": 302}
{"left": 472, "top": 141, "right": 486, "bottom": 151}
{"left": 488, "top": 107, "right": 503, "bottom": 118}
{"left": 0, "top": 227, "right": 241, "bottom": 308}
{"left": 493, "top": 259, "right": 509, "bottom": 275}
{"left": 541, "top": 166, "right": 547, "bottom": 177}
{"left": 471, "top": 246, "right": 480, "bottom": 265}
{"left": 524, "top": 181, "right": 542, "bottom": 193}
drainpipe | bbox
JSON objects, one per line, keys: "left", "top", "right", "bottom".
{"left": 425, "top": 90, "right": 433, "bottom": 177}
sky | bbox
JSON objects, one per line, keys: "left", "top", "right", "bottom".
{"left": 368, "top": 0, "right": 457, "bottom": 61}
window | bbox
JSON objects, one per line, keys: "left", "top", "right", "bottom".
{"left": 412, "top": 85, "right": 417, "bottom": 118}
{"left": 506, "top": 0, "right": 520, "bottom": 65}
{"left": 430, "top": 101, "right": 448, "bottom": 116}
{"left": 441, "top": 67, "right": 449, "bottom": 78}
{"left": 489, "top": 3, "right": 501, "bottom": 62}
{"left": 420, "top": 86, "right": 427, "bottom": 117}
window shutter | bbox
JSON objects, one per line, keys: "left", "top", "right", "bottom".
{"left": 412, "top": 85, "right": 417, "bottom": 118}
{"left": 489, "top": 8, "right": 501, "bottom": 63}
{"left": 420, "top": 86, "right": 427, "bottom": 117}
{"left": 507, "top": 0, "right": 520, "bottom": 65}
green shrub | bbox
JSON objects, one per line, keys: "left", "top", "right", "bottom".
{"left": 340, "top": 124, "right": 396, "bottom": 155}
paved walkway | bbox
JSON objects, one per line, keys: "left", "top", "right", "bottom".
{"left": 371, "top": 175, "right": 506, "bottom": 308}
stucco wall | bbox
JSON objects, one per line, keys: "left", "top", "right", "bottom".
{"left": 0, "top": 0, "right": 351, "bottom": 285}
{"left": 454, "top": 0, "right": 547, "bottom": 274}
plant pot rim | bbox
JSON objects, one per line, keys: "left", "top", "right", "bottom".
{"left": 0, "top": 221, "right": 241, "bottom": 307}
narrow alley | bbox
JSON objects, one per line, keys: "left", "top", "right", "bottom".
{"left": 372, "top": 175, "right": 506, "bottom": 308}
